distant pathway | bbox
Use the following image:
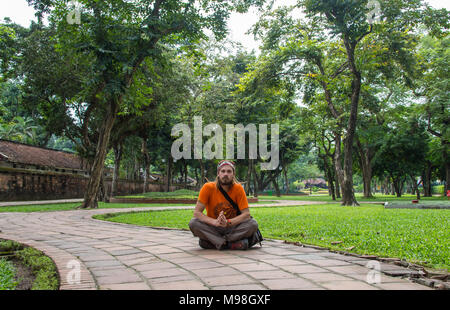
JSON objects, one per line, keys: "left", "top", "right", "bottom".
{"left": 0, "top": 200, "right": 430, "bottom": 290}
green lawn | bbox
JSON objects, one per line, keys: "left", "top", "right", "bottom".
{"left": 259, "top": 193, "right": 448, "bottom": 202}
{"left": 116, "top": 189, "right": 199, "bottom": 199}
{"left": 116, "top": 189, "right": 257, "bottom": 200}
{"left": 0, "top": 199, "right": 273, "bottom": 213}
{"left": 0, "top": 258, "right": 18, "bottom": 290}
{"left": 94, "top": 203, "right": 450, "bottom": 271}
{"left": 0, "top": 202, "right": 194, "bottom": 213}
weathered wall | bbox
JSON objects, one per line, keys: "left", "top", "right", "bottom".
{"left": 0, "top": 168, "right": 188, "bottom": 201}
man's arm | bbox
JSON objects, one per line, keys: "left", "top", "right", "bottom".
{"left": 193, "top": 200, "right": 226, "bottom": 227}
{"left": 227, "top": 207, "right": 251, "bottom": 227}
{"left": 226, "top": 183, "right": 251, "bottom": 227}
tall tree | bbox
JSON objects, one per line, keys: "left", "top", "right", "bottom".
{"left": 415, "top": 35, "right": 450, "bottom": 194}
{"left": 24, "top": 0, "right": 265, "bottom": 208}
{"left": 372, "top": 116, "right": 429, "bottom": 197}
{"left": 240, "top": 0, "right": 448, "bottom": 205}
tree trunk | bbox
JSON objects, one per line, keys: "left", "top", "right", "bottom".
{"left": 326, "top": 166, "right": 336, "bottom": 201}
{"left": 384, "top": 177, "right": 391, "bottom": 195}
{"left": 258, "top": 174, "right": 265, "bottom": 193}
{"left": 362, "top": 170, "right": 372, "bottom": 198}
{"left": 80, "top": 101, "right": 119, "bottom": 209}
{"left": 166, "top": 155, "right": 172, "bottom": 192}
{"left": 194, "top": 166, "right": 199, "bottom": 190}
{"left": 98, "top": 175, "right": 107, "bottom": 202}
{"left": 246, "top": 160, "right": 252, "bottom": 196}
{"left": 444, "top": 143, "right": 449, "bottom": 195}
{"left": 251, "top": 161, "right": 258, "bottom": 197}
{"left": 334, "top": 172, "right": 341, "bottom": 198}
{"left": 133, "top": 154, "right": 139, "bottom": 181}
{"left": 446, "top": 161, "right": 449, "bottom": 195}
{"left": 262, "top": 170, "right": 281, "bottom": 193}
{"left": 110, "top": 142, "right": 122, "bottom": 198}
{"left": 255, "top": 170, "right": 265, "bottom": 193}
{"left": 341, "top": 107, "right": 359, "bottom": 205}
{"left": 199, "top": 159, "right": 205, "bottom": 189}
{"left": 142, "top": 139, "right": 150, "bottom": 194}
{"left": 272, "top": 178, "right": 281, "bottom": 197}
{"left": 408, "top": 180, "right": 414, "bottom": 195}
{"left": 356, "top": 137, "right": 373, "bottom": 198}
{"left": 340, "top": 38, "right": 361, "bottom": 206}
{"left": 333, "top": 134, "right": 345, "bottom": 201}
{"left": 184, "top": 161, "right": 188, "bottom": 186}
{"left": 393, "top": 181, "right": 401, "bottom": 197}
{"left": 320, "top": 153, "right": 336, "bottom": 200}
{"left": 422, "top": 161, "right": 433, "bottom": 197}
{"left": 283, "top": 164, "right": 289, "bottom": 194}
{"left": 392, "top": 176, "right": 404, "bottom": 197}
{"left": 143, "top": 167, "right": 148, "bottom": 194}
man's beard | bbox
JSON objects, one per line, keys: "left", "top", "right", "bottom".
{"left": 219, "top": 176, "right": 232, "bottom": 186}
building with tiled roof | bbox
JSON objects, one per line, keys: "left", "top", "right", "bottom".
{"left": 0, "top": 139, "right": 186, "bottom": 201}
{"left": 0, "top": 139, "right": 89, "bottom": 175}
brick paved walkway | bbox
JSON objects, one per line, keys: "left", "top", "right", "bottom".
{"left": 0, "top": 201, "right": 431, "bottom": 290}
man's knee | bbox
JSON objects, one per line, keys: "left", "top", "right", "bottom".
{"left": 236, "top": 218, "right": 258, "bottom": 234}
{"left": 248, "top": 218, "right": 259, "bottom": 234}
{"left": 189, "top": 218, "right": 201, "bottom": 233}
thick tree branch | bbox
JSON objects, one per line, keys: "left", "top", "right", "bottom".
{"left": 426, "top": 109, "right": 442, "bottom": 138}
{"left": 331, "top": 61, "right": 349, "bottom": 79}
{"left": 356, "top": 24, "right": 373, "bottom": 45}
{"left": 315, "top": 58, "right": 341, "bottom": 120}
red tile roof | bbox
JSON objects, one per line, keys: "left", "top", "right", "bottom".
{"left": 0, "top": 139, "right": 84, "bottom": 170}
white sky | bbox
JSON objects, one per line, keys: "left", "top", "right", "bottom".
{"left": 0, "top": 0, "right": 448, "bottom": 53}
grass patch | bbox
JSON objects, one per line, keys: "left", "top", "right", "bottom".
{"left": 0, "top": 195, "right": 268, "bottom": 213}
{"left": 94, "top": 204, "right": 450, "bottom": 271}
{"left": 14, "top": 247, "right": 59, "bottom": 290}
{"left": 116, "top": 189, "right": 257, "bottom": 200}
{"left": 0, "top": 240, "right": 59, "bottom": 290}
{"left": 0, "top": 258, "right": 18, "bottom": 290}
{"left": 258, "top": 194, "right": 448, "bottom": 202}
{"left": 116, "top": 189, "right": 199, "bottom": 199}
{"left": 0, "top": 201, "right": 195, "bottom": 213}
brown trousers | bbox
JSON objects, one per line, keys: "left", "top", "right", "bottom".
{"left": 189, "top": 217, "right": 259, "bottom": 250}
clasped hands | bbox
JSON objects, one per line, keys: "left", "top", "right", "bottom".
{"left": 214, "top": 211, "right": 230, "bottom": 227}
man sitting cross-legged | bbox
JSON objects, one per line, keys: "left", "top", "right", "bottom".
{"left": 189, "top": 160, "right": 259, "bottom": 250}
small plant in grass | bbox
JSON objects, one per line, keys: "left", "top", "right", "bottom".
{"left": 0, "top": 258, "right": 18, "bottom": 290}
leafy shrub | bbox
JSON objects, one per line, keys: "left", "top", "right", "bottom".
{"left": 14, "top": 247, "right": 59, "bottom": 290}
{"left": 0, "top": 258, "right": 18, "bottom": 290}
{"left": 432, "top": 185, "right": 445, "bottom": 195}
{"left": 0, "top": 240, "right": 23, "bottom": 252}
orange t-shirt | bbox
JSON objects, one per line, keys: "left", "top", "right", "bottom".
{"left": 197, "top": 182, "right": 249, "bottom": 219}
